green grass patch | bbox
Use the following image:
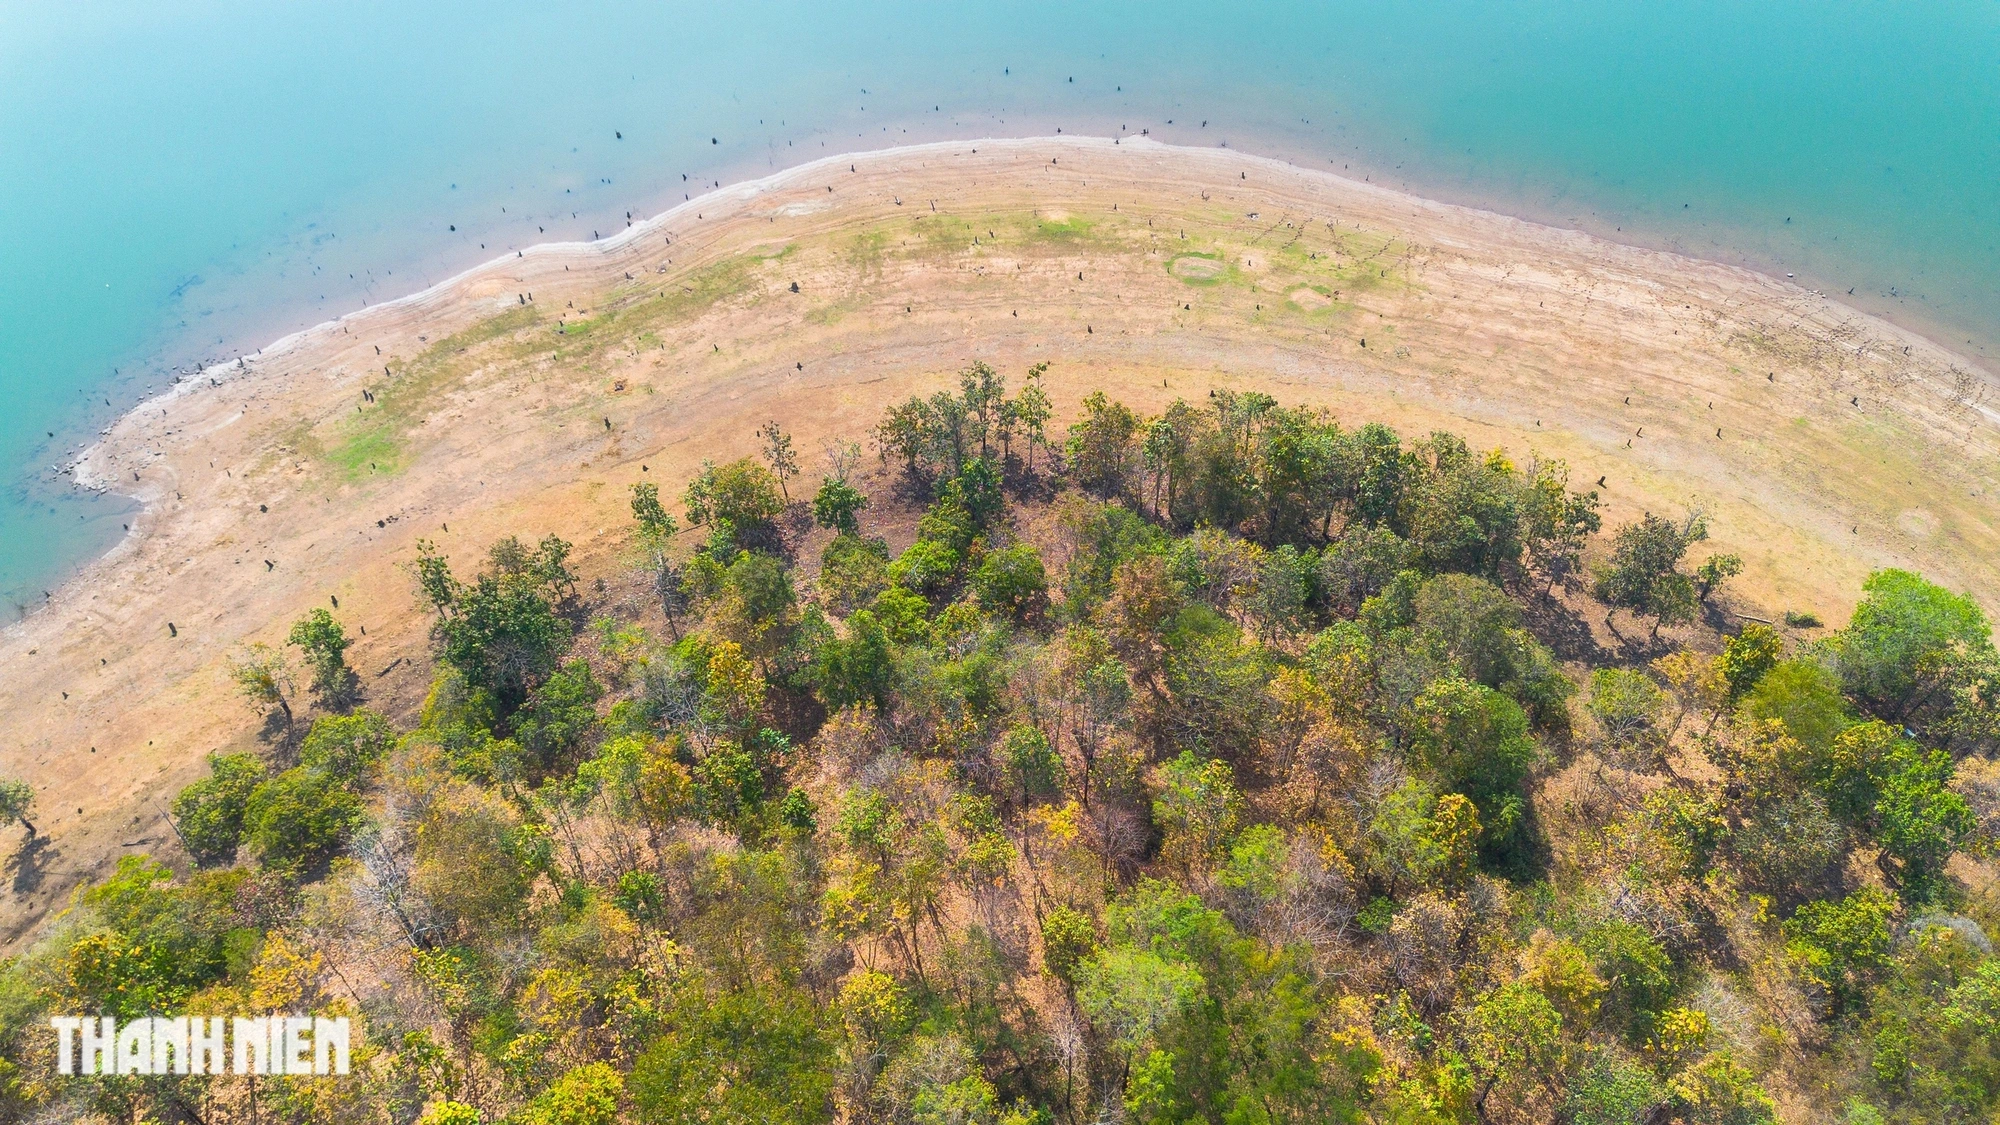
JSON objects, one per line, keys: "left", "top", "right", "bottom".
{"left": 556, "top": 314, "right": 604, "bottom": 340}
{"left": 846, "top": 230, "right": 891, "bottom": 277}
{"left": 907, "top": 214, "right": 978, "bottom": 257}
{"left": 1034, "top": 215, "right": 1096, "bottom": 242}
{"left": 1168, "top": 252, "right": 1232, "bottom": 286}
{"left": 313, "top": 304, "right": 545, "bottom": 479}
{"left": 509, "top": 254, "right": 766, "bottom": 373}
{"left": 326, "top": 424, "right": 405, "bottom": 482}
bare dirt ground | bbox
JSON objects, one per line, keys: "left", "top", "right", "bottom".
{"left": 3, "top": 135, "right": 1995, "bottom": 948}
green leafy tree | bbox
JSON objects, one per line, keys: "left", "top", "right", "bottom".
{"left": 1695, "top": 553, "right": 1743, "bottom": 602}
{"left": 1862, "top": 934, "right": 2000, "bottom": 1123}
{"left": 614, "top": 870, "right": 667, "bottom": 923}
{"left": 1344, "top": 421, "right": 1409, "bottom": 529}
{"left": 1015, "top": 362, "right": 1052, "bottom": 472}
{"left": 1410, "top": 572, "right": 1562, "bottom": 702}
{"left": 629, "top": 985, "right": 835, "bottom": 1125}
{"left": 1582, "top": 919, "right": 1677, "bottom": 1040}
{"left": 169, "top": 753, "right": 267, "bottom": 863}
{"left": 52, "top": 857, "right": 244, "bottom": 1018}
{"left": 299, "top": 709, "right": 394, "bottom": 785}
{"left": 417, "top": 539, "right": 574, "bottom": 710}
{"left": 1065, "top": 390, "right": 1140, "bottom": 496}
{"left": 1564, "top": 1054, "right": 1663, "bottom": 1125}
{"left": 813, "top": 609, "right": 895, "bottom": 711}
{"left": 1783, "top": 887, "right": 1896, "bottom": 1017}
{"left": 1401, "top": 677, "right": 1538, "bottom": 857}
{"left": 776, "top": 788, "right": 817, "bottom": 832}
{"left": 818, "top": 532, "right": 889, "bottom": 613}
{"left": 1246, "top": 543, "right": 1313, "bottom": 640}
{"left": 242, "top": 767, "right": 365, "bottom": 875}
{"left": 684, "top": 457, "right": 786, "bottom": 536}
{"left": 1665, "top": 1051, "right": 1775, "bottom": 1125}
{"left": 999, "top": 723, "right": 1063, "bottom": 805}
{"left": 1464, "top": 983, "right": 1567, "bottom": 1117}
{"left": 519, "top": 1062, "right": 622, "bottom": 1125}
{"left": 230, "top": 642, "right": 295, "bottom": 726}
{"left": 288, "top": 608, "right": 356, "bottom": 704}
{"left": 514, "top": 660, "right": 604, "bottom": 768}
{"left": 1829, "top": 569, "right": 1998, "bottom": 736}
{"left": 1318, "top": 523, "right": 1412, "bottom": 615}
{"left": 1367, "top": 778, "right": 1481, "bottom": 892}
{"left": 959, "top": 359, "right": 1008, "bottom": 460}
{"left": 418, "top": 1103, "right": 481, "bottom": 1125}
{"left": 413, "top": 790, "right": 544, "bottom": 930}
{"left": 0, "top": 777, "right": 36, "bottom": 839}
{"left": 1594, "top": 511, "right": 1709, "bottom": 638}
{"left": 1401, "top": 434, "right": 1529, "bottom": 578}
{"left": 633, "top": 481, "right": 685, "bottom": 637}
{"left": 1076, "top": 945, "right": 1205, "bottom": 1061}
{"left": 1141, "top": 408, "right": 1194, "bottom": 520}
{"left": 889, "top": 538, "right": 961, "bottom": 600}
{"left": 811, "top": 476, "right": 869, "bottom": 534}
{"left": 874, "top": 397, "right": 931, "bottom": 478}
{"left": 1871, "top": 742, "right": 1975, "bottom": 901}
{"left": 1741, "top": 658, "right": 1852, "bottom": 754}
{"left": 972, "top": 544, "right": 1048, "bottom": 621}
{"left": 692, "top": 742, "right": 766, "bottom": 830}
{"left": 758, "top": 420, "right": 800, "bottom": 500}
{"left": 1720, "top": 623, "right": 1783, "bottom": 700}
{"left": 873, "top": 390, "right": 975, "bottom": 482}
{"left": 1040, "top": 906, "right": 1098, "bottom": 985}
{"left": 1522, "top": 457, "right": 1602, "bottom": 595}
{"left": 631, "top": 481, "right": 680, "bottom": 548}
{"left": 1152, "top": 752, "right": 1245, "bottom": 873}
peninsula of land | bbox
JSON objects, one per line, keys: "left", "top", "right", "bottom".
{"left": 3, "top": 135, "right": 1996, "bottom": 944}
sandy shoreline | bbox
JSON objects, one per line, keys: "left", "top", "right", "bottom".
{"left": 52, "top": 133, "right": 2000, "bottom": 549}
{"left": 4, "top": 134, "right": 1996, "bottom": 947}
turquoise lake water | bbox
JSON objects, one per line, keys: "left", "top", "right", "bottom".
{"left": 3, "top": 0, "right": 1997, "bottom": 611}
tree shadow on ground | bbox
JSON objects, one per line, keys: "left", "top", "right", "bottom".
{"left": 1519, "top": 588, "right": 1617, "bottom": 668}
{"left": 781, "top": 499, "right": 816, "bottom": 543}
{"left": 258, "top": 709, "right": 313, "bottom": 767}
{"left": 5, "top": 833, "right": 56, "bottom": 896}
{"left": 1700, "top": 596, "right": 1766, "bottom": 639}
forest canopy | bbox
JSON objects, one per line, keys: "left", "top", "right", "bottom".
{"left": 3, "top": 367, "right": 1997, "bottom": 1125}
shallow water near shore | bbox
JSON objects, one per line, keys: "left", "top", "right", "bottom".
{"left": 2, "top": 0, "right": 1996, "bottom": 610}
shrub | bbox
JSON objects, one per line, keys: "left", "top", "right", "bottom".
{"left": 889, "top": 538, "right": 961, "bottom": 598}
{"left": 514, "top": 660, "right": 604, "bottom": 766}
{"left": 241, "top": 768, "right": 364, "bottom": 874}
{"left": 683, "top": 457, "right": 785, "bottom": 533}
{"left": 170, "top": 753, "right": 267, "bottom": 865}
{"left": 519, "top": 1062, "right": 622, "bottom": 1125}
{"left": 298, "top": 710, "right": 393, "bottom": 786}
{"left": 1720, "top": 623, "right": 1784, "bottom": 699}
{"left": 1784, "top": 887, "right": 1896, "bottom": 1017}
{"left": 972, "top": 544, "right": 1048, "bottom": 620}
{"left": 813, "top": 609, "right": 895, "bottom": 711}
{"left": 818, "top": 533, "right": 889, "bottom": 612}
{"left": 287, "top": 608, "right": 356, "bottom": 703}
{"left": 1741, "top": 658, "right": 1851, "bottom": 753}
{"left": 811, "top": 477, "right": 869, "bottom": 534}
